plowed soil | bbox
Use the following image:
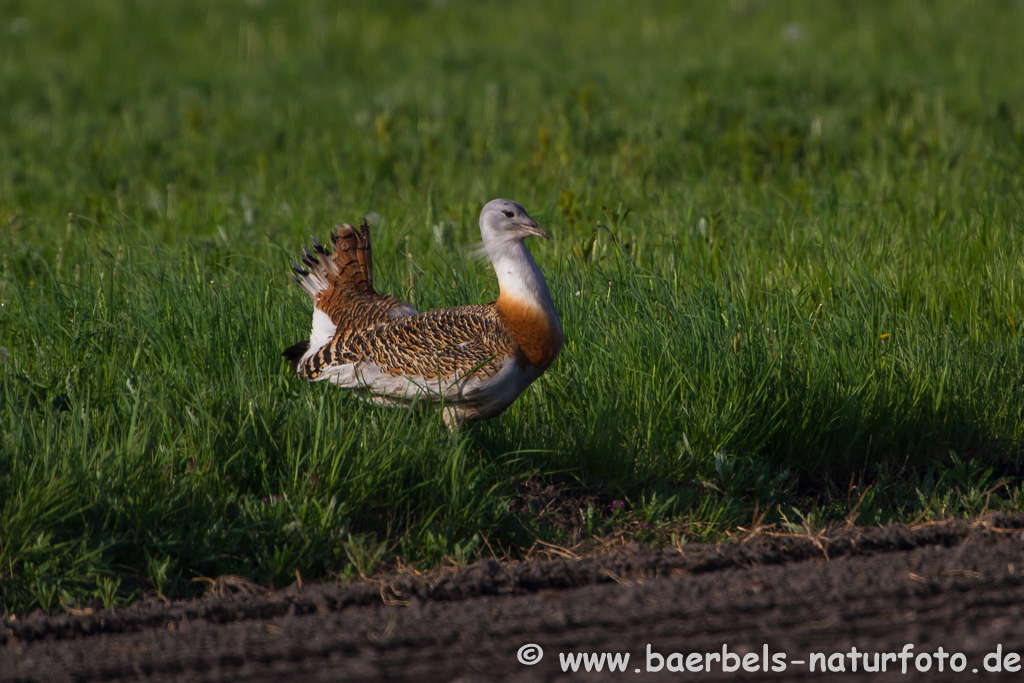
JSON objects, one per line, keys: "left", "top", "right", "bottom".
{"left": 5, "top": 515, "right": 1024, "bottom": 681}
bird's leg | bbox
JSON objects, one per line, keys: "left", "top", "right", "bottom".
{"left": 441, "top": 407, "right": 464, "bottom": 433}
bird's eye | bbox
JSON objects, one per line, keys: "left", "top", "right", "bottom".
{"left": 502, "top": 210, "right": 515, "bottom": 218}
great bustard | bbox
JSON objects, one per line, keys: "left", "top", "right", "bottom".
{"left": 282, "top": 199, "right": 563, "bottom": 427}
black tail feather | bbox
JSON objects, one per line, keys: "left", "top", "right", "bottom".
{"left": 282, "top": 341, "right": 310, "bottom": 375}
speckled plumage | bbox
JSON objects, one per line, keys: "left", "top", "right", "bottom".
{"left": 313, "top": 305, "right": 512, "bottom": 380}
{"left": 283, "top": 200, "right": 563, "bottom": 426}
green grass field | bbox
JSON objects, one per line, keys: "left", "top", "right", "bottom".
{"left": 2, "top": 0, "right": 1024, "bottom": 614}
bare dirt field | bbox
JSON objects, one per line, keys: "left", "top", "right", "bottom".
{"left": 4, "top": 515, "right": 1024, "bottom": 682}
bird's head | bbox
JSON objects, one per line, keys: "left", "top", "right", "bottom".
{"left": 479, "top": 199, "right": 549, "bottom": 248}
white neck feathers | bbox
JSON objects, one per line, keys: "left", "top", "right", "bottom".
{"left": 487, "top": 240, "right": 555, "bottom": 312}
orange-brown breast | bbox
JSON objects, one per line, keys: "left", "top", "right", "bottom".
{"left": 495, "top": 295, "right": 563, "bottom": 370}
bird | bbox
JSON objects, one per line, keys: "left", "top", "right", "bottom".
{"left": 282, "top": 199, "right": 563, "bottom": 428}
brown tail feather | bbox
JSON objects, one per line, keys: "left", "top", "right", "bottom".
{"left": 285, "top": 221, "right": 417, "bottom": 376}
{"left": 328, "top": 222, "right": 374, "bottom": 294}
{"left": 354, "top": 221, "right": 375, "bottom": 292}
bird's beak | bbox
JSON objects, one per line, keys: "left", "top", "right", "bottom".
{"left": 516, "top": 222, "right": 550, "bottom": 240}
